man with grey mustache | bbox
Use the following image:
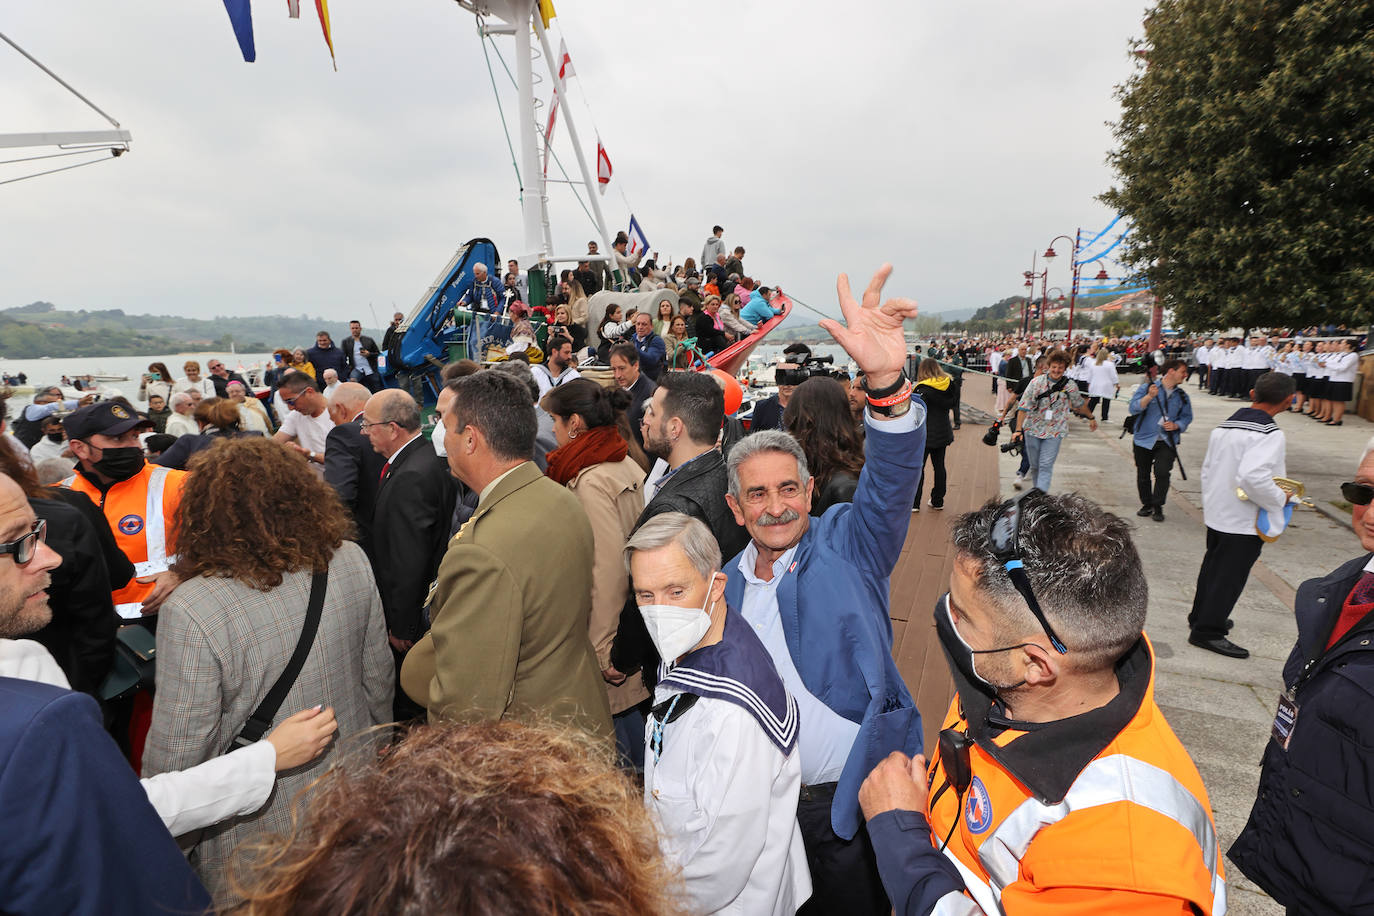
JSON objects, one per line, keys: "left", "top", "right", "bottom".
{"left": 723, "top": 263, "right": 927, "bottom": 915}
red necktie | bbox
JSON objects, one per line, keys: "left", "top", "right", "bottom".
{"left": 1326, "top": 570, "right": 1374, "bottom": 650}
{"left": 379, "top": 461, "right": 391, "bottom": 484}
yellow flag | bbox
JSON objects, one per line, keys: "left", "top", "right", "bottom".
{"left": 539, "top": 0, "right": 556, "bottom": 28}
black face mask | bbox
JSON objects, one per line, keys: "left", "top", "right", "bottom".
{"left": 934, "top": 594, "right": 1028, "bottom": 698}
{"left": 92, "top": 446, "right": 145, "bottom": 482}
{"left": 46, "top": 433, "right": 64, "bottom": 444}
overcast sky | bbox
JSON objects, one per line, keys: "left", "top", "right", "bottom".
{"left": 2, "top": 0, "right": 1148, "bottom": 327}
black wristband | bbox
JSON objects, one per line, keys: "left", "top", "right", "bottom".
{"left": 862, "top": 371, "right": 908, "bottom": 400}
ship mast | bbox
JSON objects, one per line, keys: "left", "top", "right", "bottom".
{"left": 457, "top": 0, "right": 614, "bottom": 274}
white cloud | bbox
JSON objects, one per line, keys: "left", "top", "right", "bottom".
{"left": 1, "top": 0, "right": 1147, "bottom": 327}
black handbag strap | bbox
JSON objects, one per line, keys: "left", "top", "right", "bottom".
{"left": 229, "top": 570, "right": 328, "bottom": 751}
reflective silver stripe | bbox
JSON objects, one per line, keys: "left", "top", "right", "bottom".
{"left": 143, "top": 466, "right": 170, "bottom": 570}
{"left": 977, "top": 754, "right": 1222, "bottom": 913}
{"left": 941, "top": 845, "right": 1002, "bottom": 915}
{"left": 114, "top": 602, "right": 144, "bottom": 619}
{"left": 931, "top": 889, "right": 987, "bottom": 915}
{"left": 60, "top": 475, "right": 76, "bottom": 487}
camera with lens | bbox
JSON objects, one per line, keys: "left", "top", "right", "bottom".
{"left": 775, "top": 354, "right": 842, "bottom": 386}
{"left": 999, "top": 439, "right": 1022, "bottom": 455}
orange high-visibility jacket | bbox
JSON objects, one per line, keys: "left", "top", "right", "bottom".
{"left": 62, "top": 465, "right": 186, "bottom": 616}
{"left": 925, "top": 637, "right": 1225, "bottom": 915}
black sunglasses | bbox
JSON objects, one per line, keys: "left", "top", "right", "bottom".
{"left": 0, "top": 518, "right": 47, "bottom": 566}
{"left": 988, "top": 488, "right": 1068, "bottom": 654}
{"left": 1342, "top": 482, "right": 1374, "bottom": 507}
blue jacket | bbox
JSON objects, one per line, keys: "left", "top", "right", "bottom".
{"left": 1128, "top": 380, "right": 1192, "bottom": 449}
{"left": 1230, "top": 554, "right": 1374, "bottom": 914}
{"left": 740, "top": 298, "right": 782, "bottom": 326}
{"left": 725, "top": 406, "right": 926, "bottom": 840}
{"left": 0, "top": 678, "right": 211, "bottom": 914}
{"left": 632, "top": 331, "right": 667, "bottom": 380}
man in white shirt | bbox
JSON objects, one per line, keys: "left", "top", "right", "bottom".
{"left": 1193, "top": 338, "right": 1212, "bottom": 389}
{"left": 628, "top": 513, "right": 810, "bottom": 916}
{"left": 320, "top": 368, "right": 341, "bottom": 398}
{"left": 28, "top": 416, "right": 74, "bottom": 470}
{"left": 164, "top": 392, "right": 199, "bottom": 438}
{"left": 530, "top": 335, "right": 582, "bottom": 396}
{"left": 225, "top": 381, "right": 271, "bottom": 434}
{"left": 1188, "top": 371, "right": 1296, "bottom": 658}
{"left": 271, "top": 371, "right": 334, "bottom": 473}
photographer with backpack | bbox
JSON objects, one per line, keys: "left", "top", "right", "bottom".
{"left": 1010, "top": 350, "right": 1097, "bottom": 492}
{"left": 1128, "top": 359, "right": 1193, "bottom": 522}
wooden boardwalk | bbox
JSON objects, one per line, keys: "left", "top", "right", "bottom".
{"left": 888, "top": 380, "right": 1001, "bottom": 753}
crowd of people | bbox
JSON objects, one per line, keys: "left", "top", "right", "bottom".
{"left": 0, "top": 257, "right": 1369, "bottom": 916}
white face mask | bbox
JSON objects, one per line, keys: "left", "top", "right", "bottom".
{"left": 431, "top": 420, "right": 447, "bottom": 457}
{"left": 639, "top": 577, "right": 718, "bottom": 663}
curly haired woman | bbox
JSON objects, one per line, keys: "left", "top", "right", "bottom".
{"left": 141, "top": 437, "right": 393, "bottom": 908}
{"left": 233, "top": 720, "right": 687, "bottom": 916}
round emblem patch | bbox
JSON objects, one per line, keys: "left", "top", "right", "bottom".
{"left": 965, "top": 776, "right": 994, "bottom": 834}
{"left": 117, "top": 514, "right": 144, "bottom": 536}
{"left": 110, "top": 405, "right": 130, "bottom": 419}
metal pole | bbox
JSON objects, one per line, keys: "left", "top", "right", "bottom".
{"left": 1040, "top": 265, "right": 1048, "bottom": 337}
{"left": 1067, "top": 227, "right": 1080, "bottom": 339}
{"left": 532, "top": 18, "right": 615, "bottom": 262}
{"left": 511, "top": 1, "right": 546, "bottom": 263}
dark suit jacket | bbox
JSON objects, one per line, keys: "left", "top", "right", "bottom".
{"left": 0, "top": 679, "right": 211, "bottom": 914}
{"left": 371, "top": 436, "right": 457, "bottom": 641}
{"left": 610, "top": 448, "right": 747, "bottom": 681}
{"left": 749, "top": 393, "right": 784, "bottom": 433}
{"left": 324, "top": 415, "right": 386, "bottom": 555}
{"left": 625, "top": 373, "right": 657, "bottom": 449}
{"left": 1002, "top": 356, "right": 1034, "bottom": 395}
{"left": 694, "top": 311, "right": 728, "bottom": 355}
{"left": 28, "top": 496, "right": 118, "bottom": 696}
{"left": 342, "top": 335, "right": 380, "bottom": 375}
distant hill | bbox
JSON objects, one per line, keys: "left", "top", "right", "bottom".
{"left": 0, "top": 302, "right": 383, "bottom": 359}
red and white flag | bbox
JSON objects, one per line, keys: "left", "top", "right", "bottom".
{"left": 286, "top": 0, "right": 300, "bottom": 17}
{"left": 543, "top": 88, "right": 559, "bottom": 176}
{"left": 556, "top": 38, "right": 574, "bottom": 82}
{"left": 542, "top": 40, "right": 574, "bottom": 176}
{"left": 596, "top": 136, "right": 612, "bottom": 195}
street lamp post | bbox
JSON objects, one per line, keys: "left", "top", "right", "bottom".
{"left": 1039, "top": 234, "right": 1076, "bottom": 337}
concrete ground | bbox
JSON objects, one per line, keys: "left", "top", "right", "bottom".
{"left": 990, "top": 375, "right": 1371, "bottom": 915}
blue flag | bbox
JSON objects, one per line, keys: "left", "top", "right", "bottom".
{"left": 221, "top": 0, "right": 257, "bottom": 62}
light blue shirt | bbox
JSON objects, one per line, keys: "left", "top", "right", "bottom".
{"left": 737, "top": 542, "right": 860, "bottom": 785}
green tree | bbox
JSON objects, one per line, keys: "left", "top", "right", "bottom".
{"left": 1102, "top": 0, "right": 1374, "bottom": 331}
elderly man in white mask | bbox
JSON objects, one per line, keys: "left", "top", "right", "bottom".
{"left": 627, "top": 512, "right": 810, "bottom": 915}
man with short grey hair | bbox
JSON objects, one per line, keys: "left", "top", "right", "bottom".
{"left": 165, "top": 391, "right": 198, "bottom": 438}
{"left": 323, "top": 382, "right": 383, "bottom": 556}
{"left": 626, "top": 512, "right": 810, "bottom": 914}
{"left": 362, "top": 390, "right": 455, "bottom": 672}
{"left": 859, "top": 490, "right": 1224, "bottom": 915}
{"left": 723, "top": 264, "right": 925, "bottom": 914}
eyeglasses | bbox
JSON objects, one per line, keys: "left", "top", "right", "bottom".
{"left": 359, "top": 419, "right": 396, "bottom": 432}
{"left": 1342, "top": 482, "right": 1374, "bottom": 506}
{"left": 283, "top": 393, "right": 303, "bottom": 407}
{"left": 988, "top": 488, "right": 1068, "bottom": 654}
{"left": 0, "top": 519, "right": 47, "bottom": 566}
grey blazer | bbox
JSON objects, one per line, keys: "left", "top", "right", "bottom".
{"left": 142, "top": 541, "right": 393, "bottom": 908}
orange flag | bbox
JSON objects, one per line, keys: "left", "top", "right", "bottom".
{"left": 314, "top": 0, "right": 336, "bottom": 70}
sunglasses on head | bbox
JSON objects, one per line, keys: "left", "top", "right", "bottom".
{"left": 1343, "top": 482, "right": 1374, "bottom": 506}
{"left": 988, "top": 488, "right": 1068, "bottom": 654}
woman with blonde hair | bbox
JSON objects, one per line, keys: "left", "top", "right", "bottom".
{"left": 176, "top": 360, "right": 216, "bottom": 397}
{"left": 1086, "top": 345, "right": 1121, "bottom": 421}
{"left": 913, "top": 358, "right": 956, "bottom": 511}
{"left": 663, "top": 315, "right": 694, "bottom": 369}
{"left": 565, "top": 276, "right": 590, "bottom": 328}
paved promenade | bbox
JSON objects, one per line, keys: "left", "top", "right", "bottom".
{"left": 888, "top": 370, "right": 1371, "bottom": 914}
